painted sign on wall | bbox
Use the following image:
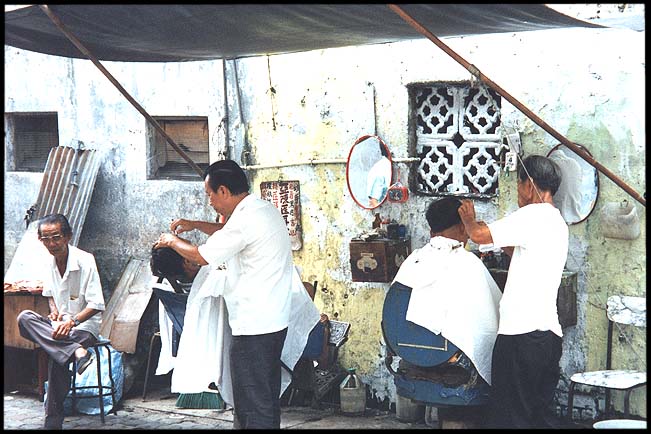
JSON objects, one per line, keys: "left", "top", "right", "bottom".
{"left": 260, "top": 180, "right": 302, "bottom": 250}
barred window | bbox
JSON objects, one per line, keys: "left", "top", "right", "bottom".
{"left": 147, "top": 116, "right": 210, "bottom": 181}
{"left": 410, "top": 83, "right": 506, "bottom": 198}
{"left": 5, "top": 112, "right": 59, "bottom": 172}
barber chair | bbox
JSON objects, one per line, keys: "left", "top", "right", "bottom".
{"left": 142, "top": 287, "right": 188, "bottom": 400}
{"left": 382, "top": 281, "right": 490, "bottom": 426}
{"left": 283, "top": 319, "right": 351, "bottom": 408}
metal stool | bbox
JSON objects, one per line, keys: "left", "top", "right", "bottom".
{"left": 142, "top": 331, "right": 161, "bottom": 400}
{"left": 70, "top": 338, "right": 117, "bottom": 423}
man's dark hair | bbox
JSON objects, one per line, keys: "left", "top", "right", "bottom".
{"left": 151, "top": 246, "right": 185, "bottom": 280}
{"left": 379, "top": 140, "right": 389, "bottom": 159}
{"left": 37, "top": 213, "right": 72, "bottom": 237}
{"left": 517, "top": 155, "right": 562, "bottom": 195}
{"left": 425, "top": 197, "right": 462, "bottom": 233}
{"left": 204, "top": 159, "right": 249, "bottom": 195}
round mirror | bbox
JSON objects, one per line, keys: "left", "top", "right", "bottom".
{"left": 547, "top": 143, "right": 600, "bottom": 225}
{"left": 346, "top": 135, "right": 393, "bottom": 209}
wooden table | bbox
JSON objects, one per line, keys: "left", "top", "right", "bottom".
{"left": 4, "top": 291, "right": 50, "bottom": 400}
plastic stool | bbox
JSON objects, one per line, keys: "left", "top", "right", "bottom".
{"left": 70, "top": 338, "right": 117, "bottom": 423}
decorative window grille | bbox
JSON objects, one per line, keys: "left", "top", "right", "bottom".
{"left": 5, "top": 112, "right": 59, "bottom": 172}
{"left": 147, "top": 116, "right": 210, "bottom": 181}
{"left": 411, "top": 83, "right": 506, "bottom": 198}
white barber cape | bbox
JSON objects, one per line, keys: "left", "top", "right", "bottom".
{"left": 170, "top": 265, "right": 232, "bottom": 399}
{"left": 392, "top": 236, "right": 502, "bottom": 385}
{"left": 167, "top": 264, "right": 319, "bottom": 406}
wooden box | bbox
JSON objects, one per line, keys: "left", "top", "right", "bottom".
{"left": 4, "top": 292, "right": 50, "bottom": 349}
{"left": 350, "top": 237, "right": 411, "bottom": 283}
{"left": 488, "top": 269, "right": 577, "bottom": 328}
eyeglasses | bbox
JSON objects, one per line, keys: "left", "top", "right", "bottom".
{"left": 39, "top": 234, "right": 65, "bottom": 242}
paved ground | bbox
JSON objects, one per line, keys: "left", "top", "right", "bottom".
{"left": 3, "top": 385, "right": 434, "bottom": 430}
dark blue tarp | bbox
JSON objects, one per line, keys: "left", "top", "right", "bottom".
{"left": 4, "top": 4, "right": 601, "bottom": 62}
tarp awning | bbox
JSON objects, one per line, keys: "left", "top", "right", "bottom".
{"left": 4, "top": 4, "right": 602, "bottom": 62}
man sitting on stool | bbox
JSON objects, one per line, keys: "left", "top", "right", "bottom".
{"left": 17, "top": 213, "right": 105, "bottom": 430}
{"left": 393, "top": 197, "right": 502, "bottom": 388}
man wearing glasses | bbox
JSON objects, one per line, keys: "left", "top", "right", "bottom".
{"left": 17, "top": 213, "right": 105, "bottom": 430}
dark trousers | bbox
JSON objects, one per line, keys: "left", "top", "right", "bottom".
{"left": 230, "top": 328, "right": 288, "bottom": 429}
{"left": 17, "top": 310, "right": 96, "bottom": 428}
{"left": 486, "top": 331, "right": 562, "bottom": 429}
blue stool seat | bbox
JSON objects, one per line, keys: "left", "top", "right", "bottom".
{"left": 382, "top": 281, "right": 489, "bottom": 407}
{"left": 70, "top": 338, "right": 117, "bottom": 423}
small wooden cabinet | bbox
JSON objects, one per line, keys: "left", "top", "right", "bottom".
{"left": 4, "top": 292, "right": 50, "bottom": 349}
{"left": 349, "top": 237, "right": 411, "bottom": 283}
{"left": 4, "top": 292, "right": 50, "bottom": 400}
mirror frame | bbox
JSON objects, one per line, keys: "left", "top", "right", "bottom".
{"left": 546, "top": 142, "right": 600, "bottom": 225}
{"left": 346, "top": 134, "right": 393, "bottom": 210}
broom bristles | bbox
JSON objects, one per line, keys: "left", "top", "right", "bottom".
{"left": 176, "top": 391, "right": 224, "bottom": 409}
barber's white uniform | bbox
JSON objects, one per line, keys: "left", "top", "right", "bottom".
{"left": 168, "top": 264, "right": 319, "bottom": 405}
{"left": 393, "top": 236, "right": 502, "bottom": 385}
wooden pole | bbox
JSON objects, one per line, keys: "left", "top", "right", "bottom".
{"left": 39, "top": 5, "right": 205, "bottom": 178}
{"left": 388, "top": 4, "right": 645, "bottom": 207}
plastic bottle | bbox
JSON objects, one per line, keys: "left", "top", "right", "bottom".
{"left": 339, "top": 368, "right": 366, "bottom": 415}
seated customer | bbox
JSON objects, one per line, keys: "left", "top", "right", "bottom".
{"left": 149, "top": 246, "right": 201, "bottom": 374}
{"left": 150, "top": 245, "right": 201, "bottom": 294}
{"left": 393, "top": 197, "right": 502, "bottom": 386}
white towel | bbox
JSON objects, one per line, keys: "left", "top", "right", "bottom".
{"left": 393, "top": 236, "right": 502, "bottom": 385}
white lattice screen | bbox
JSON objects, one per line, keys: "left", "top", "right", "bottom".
{"left": 413, "top": 84, "right": 506, "bottom": 197}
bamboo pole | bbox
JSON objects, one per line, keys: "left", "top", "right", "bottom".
{"left": 39, "top": 5, "right": 205, "bottom": 178}
{"left": 388, "top": 4, "right": 645, "bottom": 207}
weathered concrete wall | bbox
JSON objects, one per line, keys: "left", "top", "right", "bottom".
{"left": 4, "top": 21, "right": 645, "bottom": 419}
{"left": 4, "top": 50, "right": 225, "bottom": 302}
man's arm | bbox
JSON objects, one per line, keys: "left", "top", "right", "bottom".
{"left": 155, "top": 233, "right": 209, "bottom": 266}
{"left": 52, "top": 307, "right": 101, "bottom": 340}
{"left": 170, "top": 218, "right": 224, "bottom": 236}
{"left": 47, "top": 297, "right": 60, "bottom": 321}
{"left": 458, "top": 199, "right": 494, "bottom": 245}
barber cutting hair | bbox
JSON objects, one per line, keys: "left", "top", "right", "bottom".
{"left": 458, "top": 154, "right": 568, "bottom": 429}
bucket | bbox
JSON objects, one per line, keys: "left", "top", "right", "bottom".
{"left": 395, "top": 394, "right": 425, "bottom": 422}
{"left": 339, "top": 368, "right": 366, "bottom": 415}
{"left": 593, "top": 419, "right": 647, "bottom": 429}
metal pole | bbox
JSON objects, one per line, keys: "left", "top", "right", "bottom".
{"left": 39, "top": 5, "right": 205, "bottom": 178}
{"left": 388, "top": 4, "right": 645, "bottom": 207}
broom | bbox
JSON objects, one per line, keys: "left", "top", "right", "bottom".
{"left": 175, "top": 383, "right": 224, "bottom": 409}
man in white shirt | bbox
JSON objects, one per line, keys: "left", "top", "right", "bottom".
{"left": 154, "top": 159, "right": 294, "bottom": 429}
{"left": 392, "top": 197, "right": 502, "bottom": 387}
{"left": 366, "top": 144, "right": 391, "bottom": 207}
{"left": 17, "top": 213, "right": 105, "bottom": 430}
{"left": 458, "top": 155, "right": 568, "bottom": 429}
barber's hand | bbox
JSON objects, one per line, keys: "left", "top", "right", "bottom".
{"left": 154, "top": 233, "right": 178, "bottom": 249}
{"left": 47, "top": 311, "right": 59, "bottom": 321}
{"left": 170, "top": 218, "right": 193, "bottom": 235}
{"left": 51, "top": 319, "right": 74, "bottom": 340}
{"left": 458, "top": 200, "right": 477, "bottom": 224}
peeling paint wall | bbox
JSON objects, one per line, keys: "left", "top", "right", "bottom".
{"left": 4, "top": 21, "right": 645, "bottom": 419}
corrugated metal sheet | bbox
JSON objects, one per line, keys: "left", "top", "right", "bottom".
{"left": 4, "top": 145, "right": 102, "bottom": 283}
{"left": 32, "top": 145, "right": 103, "bottom": 246}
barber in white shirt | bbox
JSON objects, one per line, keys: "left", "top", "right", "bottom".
{"left": 458, "top": 155, "right": 568, "bottom": 429}
{"left": 154, "top": 159, "right": 293, "bottom": 429}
